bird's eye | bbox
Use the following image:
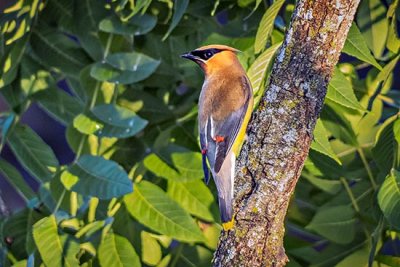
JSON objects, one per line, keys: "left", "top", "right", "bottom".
{"left": 204, "top": 51, "right": 213, "bottom": 59}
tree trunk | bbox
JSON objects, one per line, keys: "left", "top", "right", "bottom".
{"left": 213, "top": 0, "right": 360, "bottom": 266}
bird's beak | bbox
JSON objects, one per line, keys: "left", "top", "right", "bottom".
{"left": 180, "top": 52, "right": 196, "bottom": 61}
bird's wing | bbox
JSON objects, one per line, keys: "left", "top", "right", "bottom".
{"left": 202, "top": 76, "right": 252, "bottom": 174}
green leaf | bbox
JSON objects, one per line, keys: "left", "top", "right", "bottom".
{"left": 0, "top": 35, "right": 28, "bottom": 88}
{"left": 7, "top": 125, "right": 58, "bottom": 183}
{"left": 162, "top": 0, "right": 189, "bottom": 41}
{"left": 306, "top": 205, "right": 356, "bottom": 244}
{"left": 61, "top": 155, "right": 132, "bottom": 199}
{"left": 99, "top": 14, "right": 157, "bottom": 36}
{"left": 91, "top": 104, "right": 148, "bottom": 138}
{"left": 124, "top": 181, "right": 205, "bottom": 243}
{"left": 372, "top": 115, "right": 397, "bottom": 174}
{"left": 73, "top": 0, "right": 107, "bottom": 60}
{"left": 254, "top": 0, "right": 285, "bottom": 53}
{"left": 377, "top": 255, "right": 400, "bottom": 267}
{"left": 98, "top": 233, "right": 141, "bottom": 267}
{"left": 141, "top": 231, "right": 162, "bottom": 266}
{"left": 12, "top": 260, "right": 28, "bottom": 267}
{"left": 167, "top": 180, "right": 215, "bottom": 222}
{"left": 394, "top": 119, "right": 400, "bottom": 145}
{"left": 311, "top": 119, "right": 341, "bottom": 164}
{"left": 0, "top": 113, "right": 15, "bottom": 149}
{"left": 90, "top": 52, "right": 160, "bottom": 84}
{"left": 30, "top": 29, "right": 90, "bottom": 77}
{"left": 143, "top": 145, "right": 203, "bottom": 182}
{"left": 247, "top": 42, "right": 281, "bottom": 97}
{"left": 33, "top": 88, "right": 84, "bottom": 125}
{"left": 387, "top": 0, "right": 400, "bottom": 54}
{"left": 371, "top": 55, "right": 400, "bottom": 93}
{"left": 1, "top": 209, "right": 30, "bottom": 259}
{"left": 106, "top": 52, "right": 160, "bottom": 72}
{"left": 342, "top": 23, "right": 381, "bottom": 70}
{"left": 73, "top": 113, "right": 103, "bottom": 135}
{"left": 321, "top": 105, "right": 358, "bottom": 147}
{"left": 0, "top": 159, "right": 35, "bottom": 201}
{"left": 33, "top": 215, "right": 79, "bottom": 267}
{"left": 19, "top": 56, "right": 54, "bottom": 96}
{"left": 302, "top": 172, "right": 342, "bottom": 195}
{"left": 327, "top": 68, "right": 364, "bottom": 110}
{"left": 357, "top": 0, "right": 388, "bottom": 57}
{"left": 377, "top": 169, "right": 400, "bottom": 229}
{"left": 335, "top": 247, "right": 370, "bottom": 267}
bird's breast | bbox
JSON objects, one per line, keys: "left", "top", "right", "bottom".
{"left": 199, "top": 75, "right": 247, "bottom": 122}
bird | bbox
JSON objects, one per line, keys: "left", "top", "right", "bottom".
{"left": 181, "top": 45, "right": 254, "bottom": 231}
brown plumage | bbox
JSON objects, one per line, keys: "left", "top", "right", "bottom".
{"left": 181, "top": 45, "right": 253, "bottom": 230}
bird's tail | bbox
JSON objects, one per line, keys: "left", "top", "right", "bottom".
{"left": 213, "top": 151, "right": 235, "bottom": 231}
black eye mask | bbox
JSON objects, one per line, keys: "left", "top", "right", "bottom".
{"left": 191, "top": 48, "right": 222, "bottom": 60}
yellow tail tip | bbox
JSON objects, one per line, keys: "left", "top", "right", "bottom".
{"left": 222, "top": 218, "right": 235, "bottom": 231}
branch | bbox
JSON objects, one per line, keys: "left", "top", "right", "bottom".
{"left": 213, "top": 0, "right": 361, "bottom": 266}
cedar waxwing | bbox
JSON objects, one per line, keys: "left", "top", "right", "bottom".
{"left": 181, "top": 45, "right": 254, "bottom": 231}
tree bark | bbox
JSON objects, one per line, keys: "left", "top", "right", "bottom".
{"left": 213, "top": 0, "right": 360, "bottom": 266}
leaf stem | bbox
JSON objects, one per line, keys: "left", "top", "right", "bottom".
{"left": 357, "top": 148, "right": 377, "bottom": 190}
{"left": 103, "top": 34, "right": 114, "bottom": 59}
{"left": 53, "top": 189, "right": 66, "bottom": 214}
{"left": 340, "top": 177, "right": 371, "bottom": 240}
{"left": 340, "top": 177, "right": 360, "bottom": 213}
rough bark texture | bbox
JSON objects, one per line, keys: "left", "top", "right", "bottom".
{"left": 213, "top": 0, "right": 360, "bottom": 266}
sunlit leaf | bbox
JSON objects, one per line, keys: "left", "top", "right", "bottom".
{"left": 98, "top": 233, "right": 141, "bottom": 267}
{"left": 143, "top": 145, "right": 203, "bottom": 182}
{"left": 124, "top": 181, "right": 206, "bottom": 243}
{"left": 386, "top": 0, "right": 400, "bottom": 54}
{"left": 327, "top": 68, "right": 364, "bottom": 110}
{"left": 247, "top": 42, "right": 281, "bottom": 98}
{"left": 141, "top": 231, "right": 162, "bottom": 266}
{"left": 167, "top": 180, "right": 215, "bottom": 221}
{"left": 311, "top": 119, "right": 341, "bottom": 164}
{"left": 254, "top": 0, "right": 285, "bottom": 53}
{"left": 33, "top": 215, "right": 79, "bottom": 267}
{"left": 343, "top": 23, "right": 381, "bottom": 70}
{"left": 357, "top": 0, "right": 388, "bottom": 57}
{"left": 377, "top": 169, "right": 400, "bottom": 229}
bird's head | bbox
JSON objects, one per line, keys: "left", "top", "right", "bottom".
{"left": 181, "top": 45, "right": 241, "bottom": 75}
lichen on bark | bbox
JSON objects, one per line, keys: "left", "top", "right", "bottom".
{"left": 212, "top": 0, "right": 361, "bottom": 266}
